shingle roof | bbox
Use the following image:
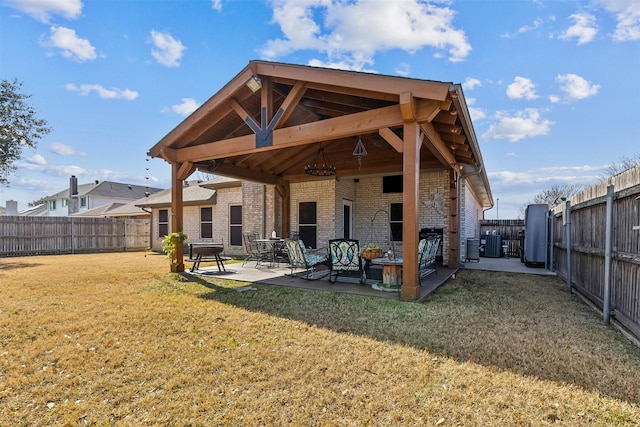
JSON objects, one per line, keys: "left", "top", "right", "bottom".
{"left": 135, "top": 180, "right": 216, "bottom": 208}
{"left": 45, "top": 180, "right": 162, "bottom": 201}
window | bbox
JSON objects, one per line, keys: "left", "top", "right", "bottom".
{"left": 299, "top": 201, "right": 317, "bottom": 248}
{"left": 390, "top": 203, "right": 403, "bottom": 242}
{"left": 158, "top": 209, "right": 169, "bottom": 237}
{"left": 49, "top": 200, "right": 56, "bottom": 210}
{"left": 201, "top": 207, "right": 213, "bottom": 238}
{"left": 62, "top": 199, "right": 68, "bottom": 207}
{"left": 383, "top": 175, "right": 403, "bottom": 193}
{"left": 80, "top": 197, "right": 87, "bottom": 207}
{"left": 229, "top": 205, "right": 242, "bottom": 246}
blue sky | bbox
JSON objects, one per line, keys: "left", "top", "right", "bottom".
{"left": 1, "top": 0, "right": 639, "bottom": 219}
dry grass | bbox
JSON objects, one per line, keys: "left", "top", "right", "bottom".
{"left": 1, "top": 252, "right": 639, "bottom": 426}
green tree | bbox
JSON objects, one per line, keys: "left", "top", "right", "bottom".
{"left": 0, "top": 78, "right": 51, "bottom": 185}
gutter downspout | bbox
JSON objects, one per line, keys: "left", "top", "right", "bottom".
{"left": 458, "top": 164, "right": 483, "bottom": 263}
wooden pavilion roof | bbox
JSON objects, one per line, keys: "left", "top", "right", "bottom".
{"left": 148, "top": 60, "right": 492, "bottom": 207}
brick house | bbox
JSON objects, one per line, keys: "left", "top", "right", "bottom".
{"left": 148, "top": 60, "right": 493, "bottom": 299}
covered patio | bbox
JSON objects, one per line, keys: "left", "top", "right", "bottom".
{"left": 148, "top": 60, "right": 492, "bottom": 300}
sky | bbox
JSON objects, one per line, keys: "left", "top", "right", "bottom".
{"left": 1, "top": 0, "right": 639, "bottom": 219}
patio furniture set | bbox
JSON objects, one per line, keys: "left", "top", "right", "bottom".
{"left": 188, "top": 231, "right": 441, "bottom": 291}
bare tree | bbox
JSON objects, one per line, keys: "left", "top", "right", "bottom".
{"left": 604, "top": 154, "right": 640, "bottom": 178}
{"left": 519, "top": 183, "right": 584, "bottom": 216}
{"left": 0, "top": 78, "right": 51, "bottom": 185}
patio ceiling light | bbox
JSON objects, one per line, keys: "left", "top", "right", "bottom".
{"left": 304, "top": 148, "right": 336, "bottom": 176}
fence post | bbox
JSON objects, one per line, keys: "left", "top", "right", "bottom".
{"left": 548, "top": 210, "right": 555, "bottom": 272}
{"left": 70, "top": 217, "right": 75, "bottom": 255}
{"left": 565, "top": 200, "right": 572, "bottom": 294}
{"left": 603, "top": 184, "right": 614, "bottom": 324}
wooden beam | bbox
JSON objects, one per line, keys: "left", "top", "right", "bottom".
{"left": 174, "top": 104, "right": 400, "bottom": 163}
{"left": 209, "top": 162, "right": 284, "bottom": 186}
{"left": 379, "top": 127, "right": 404, "bottom": 153}
{"left": 230, "top": 98, "right": 259, "bottom": 131}
{"left": 399, "top": 92, "right": 415, "bottom": 122}
{"left": 253, "top": 61, "right": 451, "bottom": 101}
{"left": 176, "top": 161, "right": 195, "bottom": 181}
{"left": 420, "top": 122, "right": 459, "bottom": 172}
{"left": 273, "top": 81, "right": 306, "bottom": 129}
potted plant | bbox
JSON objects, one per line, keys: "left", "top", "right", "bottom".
{"left": 162, "top": 231, "right": 188, "bottom": 270}
{"left": 359, "top": 243, "right": 382, "bottom": 260}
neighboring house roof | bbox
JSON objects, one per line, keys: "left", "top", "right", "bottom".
{"left": 44, "top": 180, "right": 162, "bottom": 201}
{"left": 136, "top": 180, "right": 217, "bottom": 209}
{"left": 199, "top": 176, "right": 242, "bottom": 190}
{"left": 71, "top": 201, "right": 151, "bottom": 217}
{"left": 18, "top": 204, "right": 48, "bottom": 216}
{"left": 70, "top": 202, "right": 126, "bottom": 217}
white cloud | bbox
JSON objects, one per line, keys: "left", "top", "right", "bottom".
{"left": 468, "top": 107, "right": 486, "bottom": 122}
{"left": 26, "top": 154, "right": 47, "bottom": 165}
{"left": 261, "top": 0, "right": 471, "bottom": 70}
{"left": 40, "top": 26, "right": 96, "bottom": 62}
{"left": 558, "top": 13, "right": 598, "bottom": 45}
{"left": 501, "top": 17, "right": 545, "bottom": 38}
{"left": 5, "top": 0, "right": 82, "bottom": 23}
{"left": 66, "top": 83, "right": 139, "bottom": 100}
{"left": 165, "top": 98, "right": 200, "bottom": 116}
{"left": 211, "top": 0, "right": 223, "bottom": 11}
{"left": 506, "top": 76, "right": 539, "bottom": 100}
{"left": 463, "top": 77, "right": 481, "bottom": 90}
{"left": 482, "top": 108, "right": 554, "bottom": 142}
{"left": 395, "top": 63, "right": 411, "bottom": 77}
{"left": 594, "top": 0, "right": 640, "bottom": 41}
{"left": 555, "top": 73, "right": 600, "bottom": 101}
{"left": 50, "top": 142, "right": 86, "bottom": 156}
{"left": 149, "top": 30, "right": 186, "bottom": 67}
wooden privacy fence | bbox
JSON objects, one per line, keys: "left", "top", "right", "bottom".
{"left": 552, "top": 165, "right": 640, "bottom": 342}
{"left": 0, "top": 216, "right": 150, "bottom": 256}
{"left": 479, "top": 219, "right": 525, "bottom": 257}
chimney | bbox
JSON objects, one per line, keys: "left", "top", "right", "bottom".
{"left": 70, "top": 175, "right": 78, "bottom": 196}
{"left": 69, "top": 175, "right": 79, "bottom": 215}
{"left": 6, "top": 200, "right": 18, "bottom": 216}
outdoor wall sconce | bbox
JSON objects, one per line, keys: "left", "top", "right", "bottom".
{"left": 245, "top": 76, "right": 262, "bottom": 93}
{"left": 304, "top": 148, "right": 336, "bottom": 176}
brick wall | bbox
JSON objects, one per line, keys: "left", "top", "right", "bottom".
{"left": 290, "top": 179, "right": 336, "bottom": 248}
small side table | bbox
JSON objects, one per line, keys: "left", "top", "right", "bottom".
{"left": 371, "top": 256, "right": 404, "bottom": 286}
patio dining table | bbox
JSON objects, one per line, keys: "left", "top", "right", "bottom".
{"left": 256, "top": 238, "right": 287, "bottom": 266}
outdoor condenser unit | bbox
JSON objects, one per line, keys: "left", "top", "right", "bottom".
{"left": 524, "top": 204, "right": 548, "bottom": 267}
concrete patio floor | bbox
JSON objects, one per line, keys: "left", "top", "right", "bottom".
{"left": 186, "top": 259, "right": 458, "bottom": 301}
{"left": 460, "top": 256, "right": 557, "bottom": 276}
{"left": 185, "top": 254, "right": 555, "bottom": 301}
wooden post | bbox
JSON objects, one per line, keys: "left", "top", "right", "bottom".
{"left": 401, "top": 121, "right": 420, "bottom": 300}
{"left": 170, "top": 162, "right": 185, "bottom": 272}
